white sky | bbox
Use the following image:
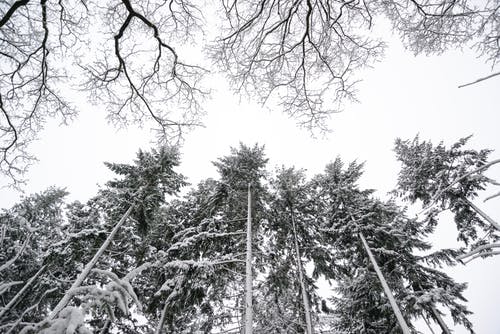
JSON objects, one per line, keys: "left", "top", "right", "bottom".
{"left": 0, "top": 30, "right": 499, "bottom": 333}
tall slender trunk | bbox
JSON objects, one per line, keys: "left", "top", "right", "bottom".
{"left": 416, "top": 284, "right": 451, "bottom": 334}
{"left": 49, "top": 205, "right": 135, "bottom": 319}
{"left": 430, "top": 306, "right": 451, "bottom": 334}
{"left": 0, "top": 264, "right": 46, "bottom": 320}
{"left": 244, "top": 184, "right": 253, "bottom": 334}
{"left": 156, "top": 302, "right": 169, "bottom": 334}
{"left": 422, "top": 316, "right": 436, "bottom": 334}
{"left": 464, "top": 198, "right": 500, "bottom": 231}
{"left": 359, "top": 232, "right": 410, "bottom": 334}
{"left": 290, "top": 209, "right": 313, "bottom": 334}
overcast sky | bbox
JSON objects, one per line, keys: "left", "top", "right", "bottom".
{"left": 0, "top": 29, "right": 498, "bottom": 333}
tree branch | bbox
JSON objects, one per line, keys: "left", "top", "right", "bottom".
{"left": 456, "top": 243, "right": 500, "bottom": 260}
{"left": 49, "top": 205, "right": 135, "bottom": 320}
{"left": 423, "top": 159, "right": 500, "bottom": 211}
{"left": 464, "top": 198, "right": 500, "bottom": 232}
{"left": 458, "top": 70, "right": 500, "bottom": 88}
{"left": 484, "top": 191, "right": 500, "bottom": 202}
{"left": 0, "top": 0, "right": 30, "bottom": 28}
{"left": 461, "top": 250, "right": 500, "bottom": 264}
{"left": 0, "top": 265, "right": 46, "bottom": 320}
{"left": 0, "top": 232, "right": 32, "bottom": 273}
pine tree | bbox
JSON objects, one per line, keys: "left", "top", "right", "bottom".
{"left": 1, "top": 142, "right": 488, "bottom": 333}
{"left": 100, "top": 146, "right": 187, "bottom": 233}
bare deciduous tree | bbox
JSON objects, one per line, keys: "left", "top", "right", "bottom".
{"left": 0, "top": 0, "right": 207, "bottom": 184}
{"left": 1, "top": 0, "right": 499, "bottom": 184}
{"left": 213, "top": 0, "right": 384, "bottom": 131}
{"left": 213, "top": 0, "right": 499, "bottom": 130}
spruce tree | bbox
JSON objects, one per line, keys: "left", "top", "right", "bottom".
{"left": 0, "top": 188, "right": 68, "bottom": 331}
{"left": 10, "top": 146, "right": 188, "bottom": 333}
{"left": 312, "top": 158, "right": 473, "bottom": 333}
{"left": 142, "top": 143, "right": 270, "bottom": 333}
{"left": 258, "top": 166, "right": 333, "bottom": 333}
{"left": 394, "top": 135, "right": 500, "bottom": 262}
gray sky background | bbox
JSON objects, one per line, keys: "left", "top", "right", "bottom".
{"left": 0, "top": 30, "right": 498, "bottom": 333}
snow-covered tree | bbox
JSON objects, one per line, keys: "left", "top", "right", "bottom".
{"left": 312, "top": 158, "right": 473, "bottom": 333}
{"left": 2, "top": 141, "right": 490, "bottom": 333}
{"left": 394, "top": 135, "right": 500, "bottom": 263}
{"left": 138, "top": 143, "right": 269, "bottom": 333}
{"left": 0, "top": 188, "right": 68, "bottom": 332}
{"left": 259, "top": 166, "right": 333, "bottom": 333}
{"left": 4, "top": 146, "right": 187, "bottom": 333}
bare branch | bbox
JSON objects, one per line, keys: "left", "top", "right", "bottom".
{"left": 213, "top": 0, "right": 384, "bottom": 132}
{"left": 484, "top": 190, "right": 500, "bottom": 202}
{"left": 1, "top": 0, "right": 207, "bottom": 184}
{"left": 1, "top": 0, "right": 500, "bottom": 183}
{"left": 0, "top": 0, "right": 31, "bottom": 28}
{"left": 458, "top": 70, "right": 500, "bottom": 88}
{"left": 1, "top": 0, "right": 77, "bottom": 184}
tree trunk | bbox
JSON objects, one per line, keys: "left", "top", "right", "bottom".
{"left": 430, "top": 306, "right": 451, "bottom": 334}
{"left": 244, "top": 184, "right": 253, "bottom": 334}
{"left": 415, "top": 283, "right": 451, "bottom": 334}
{"left": 156, "top": 302, "right": 169, "bottom": 334}
{"left": 99, "top": 319, "right": 112, "bottom": 334}
{"left": 49, "top": 205, "right": 134, "bottom": 319}
{"left": 290, "top": 209, "right": 313, "bottom": 334}
{"left": 359, "top": 232, "right": 411, "bottom": 334}
{"left": 422, "top": 316, "right": 436, "bottom": 334}
{"left": 464, "top": 198, "right": 500, "bottom": 231}
{"left": 0, "top": 264, "right": 46, "bottom": 320}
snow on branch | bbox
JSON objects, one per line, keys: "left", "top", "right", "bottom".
{"left": 461, "top": 251, "right": 500, "bottom": 264}
{"left": 464, "top": 199, "right": 500, "bottom": 232}
{"left": 161, "top": 259, "right": 246, "bottom": 270}
{"left": 456, "top": 243, "right": 500, "bottom": 261}
{"left": 48, "top": 205, "right": 134, "bottom": 320}
{"left": 0, "top": 265, "right": 46, "bottom": 320}
{"left": 0, "top": 232, "right": 32, "bottom": 273}
{"left": 167, "top": 230, "right": 245, "bottom": 253}
{"left": 423, "top": 159, "right": 500, "bottom": 211}
{"left": 3, "top": 287, "right": 58, "bottom": 334}
{"left": 0, "top": 281, "right": 23, "bottom": 296}
{"left": 92, "top": 268, "right": 142, "bottom": 312}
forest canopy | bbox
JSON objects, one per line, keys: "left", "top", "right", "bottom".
{"left": 1, "top": 136, "right": 498, "bottom": 333}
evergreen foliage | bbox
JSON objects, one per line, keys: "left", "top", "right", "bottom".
{"left": 1, "top": 141, "right": 489, "bottom": 333}
{"left": 394, "top": 135, "right": 499, "bottom": 256}
{"left": 311, "top": 158, "right": 473, "bottom": 333}
{"left": 0, "top": 188, "right": 68, "bottom": 328}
